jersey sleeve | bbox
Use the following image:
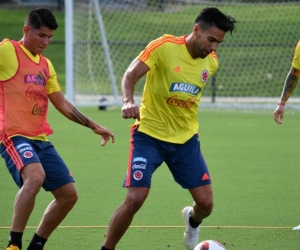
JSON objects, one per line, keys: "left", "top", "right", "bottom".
{"left": 0, "top": 39, "right": 9, "bottom": 74}
{"left": 137, "top": 35, "right": 168, "bottom": 69}
{"left": 292, "top": 40, "right": 300, "bottom": 70}
{"left": 45, "top": 58, "right": 61, "bottom": 94}
{"left": 0, "top": 39, "right": 18, "bottom": 81}
{"left": 208, "top": 51, "right": 219, "bottom": 77}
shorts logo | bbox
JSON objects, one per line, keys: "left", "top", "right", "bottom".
{"left": 132, "top": 164, "right": 146, "bottom": 169}
{"left": 133, "top": 170, "right": 143, "bottom": 181}
{"left": 16, "top": 143, "right": 31, "bottom": 150}
{"left": 19, "top": 146, "right": 33, "bottom": 153}
{"left": 133, "top": 157, "right": 147, "bottom": 163}
{"left": 201, "top": 70, "right": 209, "bottom": 83}
{"left": 23, "top": 151, "right": 33, "bottom": 158}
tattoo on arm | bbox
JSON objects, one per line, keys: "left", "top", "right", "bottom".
{"left": 281, "top": 73, "right": 299, "bottom": 102}
{"left": 70, "top": 107, "right": 91, "bottom": 128}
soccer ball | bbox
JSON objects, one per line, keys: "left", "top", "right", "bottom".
{"left": 193, "top": 240, "right": 226, "bottom": 250}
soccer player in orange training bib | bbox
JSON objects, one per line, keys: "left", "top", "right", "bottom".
{"left": 0, "top": 8, "right": 114, "bottom": 250}
{"left": 100, "top": 7, "right": 236, "bottom": 250}
{"left": 273, "top": 39, "right": 300, "bottom": 230}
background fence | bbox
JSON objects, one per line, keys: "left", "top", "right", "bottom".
{"left": 0, "top": 0, "right": 300, "bottom": 107}
{"left": 68, "top": 1, "right": 300, "bottom": 107}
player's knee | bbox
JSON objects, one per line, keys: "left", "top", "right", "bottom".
{"left": 23, "top": 174, "right": 44, "bottom": 194}
{"left": 68, "top": 190, "right": 78, "bottom": 205}
{"left": 56, "top": 188, "right": 78, "bottom": 210}
{"left": 195, "top": 197, "right": 213, "bottom": 215}
{"left": 64, "top": 189, "right": 78, "bottom": 208}
{"left": 125, "top": 193, "right": 147, "bottom": 215}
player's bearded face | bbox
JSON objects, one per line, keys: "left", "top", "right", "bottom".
{"left": 193, "top": 41, "right": 210, "bottom": 59}
{"left": 193, "top": 26, "right": 225, "bottom": 59}
{"left": 193, "top": 30, "right": 214, "bottom": 59}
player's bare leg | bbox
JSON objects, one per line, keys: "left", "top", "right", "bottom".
{"left": 190, "top": 184, "right": 213, "bottom": 221}
{"left": 11, "top": 163, "right": 45, "bottom": 232}
{"left": 35, "top": 183, "right": 78, "bottom": 238}
{"left": 103, "top": 187, "right": 149, "bottom": 249}
{"left": 182, "top": 184, "right": 213, "bottom": 250}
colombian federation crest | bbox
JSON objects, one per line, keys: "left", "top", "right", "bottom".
{"left": 133, "top": 170, "right": 143, "bottom": 181}
{"left": 201, "top": 70, "right": 209, "bottom": 83}
{"left": 23, "top": 151, "right": 33, "bottom": 158}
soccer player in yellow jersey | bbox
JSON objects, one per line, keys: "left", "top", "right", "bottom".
{"left": 274, "top": 40, "right": 300, "bottom": 124}
{"left": 0, "top": 8, "right": 114, "bottom": 250}
{"left": 273, "top": 40, "right": 300, "bottom": 230}
{"left": 100, "top": 7, "right": 236, "bottom": 250}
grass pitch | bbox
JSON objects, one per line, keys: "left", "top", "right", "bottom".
{"left": 1, "top": 107, "right": 300, "bottom": 249}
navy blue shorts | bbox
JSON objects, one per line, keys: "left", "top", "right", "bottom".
{"left": 123, "top": 126, "right": 211, "bottom": 189}
{"left": 1, "top": 136, "right": 74, "bottom": 191}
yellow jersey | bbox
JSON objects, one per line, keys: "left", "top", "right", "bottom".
{"left": 135, "top": 34, "right": 218, "bottom": 143}
{"left": 292, "top": 40, "right": 300, "bottom": 70}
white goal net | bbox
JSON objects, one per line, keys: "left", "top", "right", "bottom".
{"left": 66, "top": 0, "right": 300, "bottom": 109}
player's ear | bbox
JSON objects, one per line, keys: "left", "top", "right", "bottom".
{"left": 23, "top": 25, "right": 30, "bottom": 35}
{"left": 193, "top": 23, "right": 200, "bottom": 36}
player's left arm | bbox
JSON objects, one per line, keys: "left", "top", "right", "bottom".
{"left": 46, "top": 59, "right": 114, "bottom": 145}
{"left": 48, "top": 91, "right": 114, "bottom": 145}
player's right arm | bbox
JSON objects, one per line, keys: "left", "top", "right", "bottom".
{"left": 273, "top": 66, "right": 300, "bottom": 124}
{"left": 280, "top": 66, "right": 300, "bottom": 103}
{"left": 121, "top": 35, "right": 167, "bottom": 121}
{"left": 121, "top": 58, "right": 149, "bottom": 121}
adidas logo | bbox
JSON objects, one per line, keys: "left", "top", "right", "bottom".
{"left": 202, "top": 173, "right": 210, "bottom": 181}
{"left": 173, "top": 66, "right": 181, "bottom": 73}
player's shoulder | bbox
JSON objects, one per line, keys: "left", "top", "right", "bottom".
{"left": 209, "top": 51, "right": 218, "bottom": 60}
{"left": 151, "top": 34, "right": 184, "bottom": 46}
{"left": 206, "top": 51, "right": 219, "bottom": 70}
{"left": 0, "top": 38, "right": 13, "bottom": 47}
{"left": 295, "top": 39, "right": 300, "bottom": 51}
{"left": 42, "top": 56, "right": 55, "bottom": 72}
{"left": 39, "top": 53, "right": 52, "bottom": 66}
{"left": 160, "top": 34, "right": 184, "bottom": 44}
{"left": 0, "top": 38, "right": 11, "bottom": 44}
{"left": 0, "top": 39, "right": 15, "bottom": 54}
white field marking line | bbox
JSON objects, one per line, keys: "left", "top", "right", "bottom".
{"left": 0, "top": 226, "right": 295, "bottom": 229}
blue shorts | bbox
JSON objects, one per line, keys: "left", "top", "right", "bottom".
{"left": 123, "top": 126, "right": 211, "bottom": 189}
{"left": 1, "top": 136, "right": 74, "bottom": 191}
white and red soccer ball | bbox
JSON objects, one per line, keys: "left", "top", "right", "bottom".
{"left": 193, "top": 240, "right": 226, "bottom": 250}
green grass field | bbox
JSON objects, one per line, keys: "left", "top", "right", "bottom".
{"left": 0, "top": 106, "right": 300, "bottom": 249}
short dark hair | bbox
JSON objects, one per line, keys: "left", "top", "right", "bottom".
{"left": 195, "top": 7, "right": 236, "bottom": 34}
{"left": 25, "top": 8, "right": 58, "bottom": 30}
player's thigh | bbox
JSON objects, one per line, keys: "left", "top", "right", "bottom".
{"left": 51, "top": 182, "right": 78, "bottom": 201}
{"left": 189, "top": 184, "right": 213, "bottom": 207}
{"left": 21, "top": 162, "right": 45, "bottom": 183}
{"left": 166, "top": 134, "right": 211, "bottom": 189}
{"left": 123, "top": 126, "right": 165, "bottom": 188}
{"left": 0, "top": 136, "right": 43, "bottom": 188}
{"left": 38, "top": 142, "right": 74, "bottom": 192}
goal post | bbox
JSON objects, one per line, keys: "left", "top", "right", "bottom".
{"left": 65, "top": 0, "right": 300, "bottom": 109}
{"left": 65, "top": 0, "right": 121, "bottom": 107}
{"left": 65, "top": 0, "right": 73, "bottom": 104}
